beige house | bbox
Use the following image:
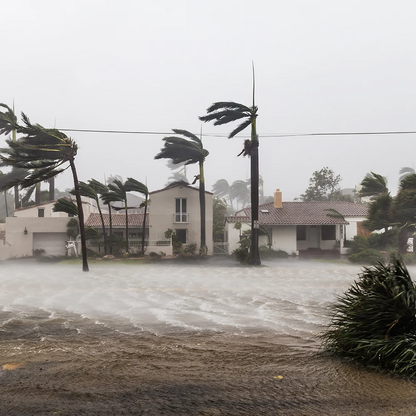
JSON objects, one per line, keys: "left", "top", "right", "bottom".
{"left": 148, "top": 181, "right": 214, "bottom": 254}
{"left": 0, "top": 197, "right": 99, "bottom": 260}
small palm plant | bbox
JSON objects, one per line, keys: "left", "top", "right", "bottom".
{"left": 0, "top": 104, "right": 89, "bottom": 271}
{"left": 321, "top": 258, "right": 416, "bottom": 377}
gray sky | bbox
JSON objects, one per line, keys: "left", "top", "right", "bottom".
{"left": 2, "top": 1, "right": 416, "bottom": 200}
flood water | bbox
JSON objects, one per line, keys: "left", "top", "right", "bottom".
{"left": 0, "top": 258, "right": 363, "bottom": 341}
{"left": 2, "top": 258, "right": 416, "bottom": 415}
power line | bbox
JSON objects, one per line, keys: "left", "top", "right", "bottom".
{"left": 58, "top": 127, "right": 416, "bottom": 138}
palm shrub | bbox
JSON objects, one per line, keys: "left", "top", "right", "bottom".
{"left": 321, "top": 258, "right": 416, "bottom": 377}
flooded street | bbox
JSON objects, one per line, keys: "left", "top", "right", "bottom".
{"left": 0, "top": 259, "right": 415, "bottom": 415}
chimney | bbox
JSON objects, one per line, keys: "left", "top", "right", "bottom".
{"left": 274, "top": 189, "right": 282, "bottom": 208}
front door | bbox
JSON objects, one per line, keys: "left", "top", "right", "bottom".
{"left": 309, "top": 226, "right": 320, "bottom": 248}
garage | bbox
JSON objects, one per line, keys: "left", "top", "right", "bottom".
{"left": 33, "top": 232, "right": 68, "bottom": 256}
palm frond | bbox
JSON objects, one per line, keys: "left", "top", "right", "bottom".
{"left": 125, "top": 177, "right": 148, "bottom": 196}
{"left": 229, "top": 119, "right": 252, "bottom": 138}
{"left": 204, "top": 101, "right": 251, "bottom": 114}
{"left": 53, "top": 198, "right": 78, "bottom": 216}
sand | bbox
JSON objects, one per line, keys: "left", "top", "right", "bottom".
{"left": 0, "top": 330, "right": 415, "bottom": 416}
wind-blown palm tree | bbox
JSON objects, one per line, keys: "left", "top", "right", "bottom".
{"left": 155, "top": 129, "right": 209, "bottom": 254}
{"left": 199, "top": 67, "right": 260, "bottom": 264}
{"left": 125, "top": 178, "right": 148, "bottom": 256}
{"left": 71, "top": 181, "right": 108, "bottom": 254}
{"left": 399, "top": 167, "right": 416, "bottom": 182}
{"left": 359, "top": 172, "right": 389, "bottom": 199}
{"left": 0, "top": 104, "right": 89, "bottom": 271}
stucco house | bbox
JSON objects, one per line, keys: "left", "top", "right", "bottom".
{"left": 148, "top": 181, "right": 214, "bottom": 254}
{"left": 225, "top": 189, "right": 368, "bottom": 256}
{"left": 0, "top": 197, "right": 100, "bottom": 260}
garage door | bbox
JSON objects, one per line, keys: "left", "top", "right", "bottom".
{"left": 33, "top": 233, "right": 68, "bottom": 256}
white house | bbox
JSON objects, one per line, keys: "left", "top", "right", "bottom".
{"left": 0, "top": 197, "right": 100, "bottom": 260}
{"left": 225, "top": 189, "right": 368, "bottom": 256}
{"left": 148, "top": 181, "right": 214, "bottom": 254}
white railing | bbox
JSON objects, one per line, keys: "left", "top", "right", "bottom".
{"left": 173, "top": 213, "right": 189, "bottom": 223}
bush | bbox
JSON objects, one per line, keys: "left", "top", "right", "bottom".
{"left": 183, "top": 242, "right": 197, "bottom": 255}
{"left": 259, "top": 246, "right": 289, "bottom": 258}
{"left": 321, "top": 258, "right": 416, "bottom": 377}
{"left": 348, "top": 249, "right": 384, "bottom": 264}
{"left": 232, "top": 237, "right": 250, "bottom": 263}
{"left": 349, "top": 235, "right": 370, "bottom": 254}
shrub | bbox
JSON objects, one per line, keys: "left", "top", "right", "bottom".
{"left": 232, "top": 237, "right": 250, "bottom": 263}
{"left": 321, "top": 258, "right": 416, "bottom": 377}
{"left": 348, "top": 249, "right": 384, "bottom": 264}
{"left": 349, "top": 235, "right": 370, "bottom": 254}
{"left": 183, "top": 242, "right": 197, "bottom": 255}
{"left": 259, "top": 246, "right": 289, "bottom": 258}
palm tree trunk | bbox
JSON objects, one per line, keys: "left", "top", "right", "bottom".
{"left": 4, "top": 192, "right": 8, "bottom": 217}
{"left": 141, "top": 196, "right": 148, "bottom": 256}
{"left": 69, "top": 158, "right": 89, "bottom": 272}
{"left": 248, "top": 119, "right": 261, "bottom": 266}
{"left": 398, "top": 225, "right": 409, "bottom": 254}
{"left": 35, "top": 182, "right": 41, "bottom": 205}
{"left": 199, "top": 161, "right": 207, "bottom": 254}
{"left": 97, "top": 203, "right": 107, "bottom": 254}
{"left": 49, "top": 177, "right": 55, "bottom": 201}
{"left": 108, "top": 204, "right": 113, "bottom": 255}
{"left": 14, "top": 185, "right": 19, "bottom": 209}
{"left": 125, "top": 200, "right": 129, "bottom": 254}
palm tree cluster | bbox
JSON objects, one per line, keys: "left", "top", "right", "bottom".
{"left": 359, "top": 171, "right": 416, "bottom": 254}
{"left": 321, "top": 258, "right": 416, "bottom": 377}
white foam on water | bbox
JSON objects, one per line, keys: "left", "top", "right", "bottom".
{"left": 1, "top": 260, "right": 411, "bottom": 338}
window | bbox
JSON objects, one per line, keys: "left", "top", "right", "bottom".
{"left": 174, "top": 198, "right": 188, "bottom": 222}
{"left": 296, "top": 225, "right": 306, "bottom": 241}
{"left": 175, "top": 229, "right": 187, "bottom": 244}
{"left": 38, "top": 208, "right": 45, "bottom": 218}
{"left": 321, "top": 225, "right": 336, "bottom": 240}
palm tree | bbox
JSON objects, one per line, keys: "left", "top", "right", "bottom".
{"left": 71, "top": 181, "right": 108, "bottom": 254}
{"left": 399, "top": 167, "right": 415, "bottom": 182}
{"left": 359, "top": 172, "right": 389, "bottom": 199}
{"left": 212, "top": 179, "right": 233, "bottom": 210}
{"left": 199, "top": 67, "right": 260, "bottom": 264}
{"left": 0, "top": 104, "right": 89, "bottom": 271}
{"left": 155, "top": 129, "right": 209, "bottom": 254}
{"left": 230, "top": 180, "right": 250, "bottom": 210}
{"left": 125, "top": 178, "right": 148, "bottom": 256}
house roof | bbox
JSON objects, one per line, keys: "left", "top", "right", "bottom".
{"left": 150, "top": 181, "right": 213, "bottom": 195}
{"left": 85, "top": 213, "right": 149, "bottom": 227}
{"left": 226, "top": 201, "right": 368, "bottom": 226}
{"left": 13, "top": 197, "right": 91, "bottom": 212}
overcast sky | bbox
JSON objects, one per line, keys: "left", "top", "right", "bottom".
{"left": 2, "top": 1, "right": 416, "bottom": 201}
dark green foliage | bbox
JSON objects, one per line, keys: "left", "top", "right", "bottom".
{"left": 213, "top": 197, "right": 227, "bottom": 242}
{"left": 300, "top": 167, "right": 343, "bottom": 201}
{"left": 232, "top": 235, "right": 250, "bottom": 263}
{"left": 348, "top": 249, "right": 384, "bottom": 264}
{"left": 321, "top": 258, "right": 416, "bottom": 377}
{"left": 359, "top": 172, "right": 388, "bottom": 198}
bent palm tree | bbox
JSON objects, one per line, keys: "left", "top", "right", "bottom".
{"left": 199, "top": 69, "right": 260, "bottom": 264}
{"left": 125, "top": 178, "right": 148, "bottom": 255}
{"left": 0, "top": 104, "right": 89, "bottom": 271}
{"left": 359, "top": 172, "right": 389, "bottom": 199}
{"left": 155, "top": 129, "right": 209, "bottom": 254}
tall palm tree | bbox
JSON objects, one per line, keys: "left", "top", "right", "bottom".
{"left": 359, "top": 172, "right": 389, "bottom": 199}
{"left": 212, "top": 179, "right": 234, "bottom": 211}
{"left": 125, "top": 178, "right": 148, "bottom": 255}
{"left": 199, "top": 67, "right": 260, "bottom": 264}
{"left": 0, "top": 104, "right": 89, "bottom": 271}
{"left": 155, "top": 129, "right": 209, "bottom": 254}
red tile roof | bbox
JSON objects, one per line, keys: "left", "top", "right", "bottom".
{"left": 226, "top": 201, "right": 368, "bottom": 226}
{"left": 85, "top": 213, "right": 148, "bottom": 227}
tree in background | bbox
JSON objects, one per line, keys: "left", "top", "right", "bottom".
{"left": 155, "top": 129, "right": 209, "bottom": 254}
{"left": 300, "top": 167, "right": 352, "bottom": 202}
{"left": 0, "top": 104, "right": 89, "bottom": 271}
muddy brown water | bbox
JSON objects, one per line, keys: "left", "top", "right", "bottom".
{"left": 0, "top": 258, "right": 415, "bottom": 415}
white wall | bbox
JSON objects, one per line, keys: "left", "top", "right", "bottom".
{"left": 271, "top": 225, "right": 297, "bottom": 254}
{"left": 225, "top": 221, "right": 250, "bottom": 254}
{"left": 344, "top": 217, "right": 367, "bottom": 241}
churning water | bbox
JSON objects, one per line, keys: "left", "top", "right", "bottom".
{"left": 0, "top": 258, "right": 378, "bottom": 341}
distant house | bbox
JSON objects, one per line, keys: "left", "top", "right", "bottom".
{"left": 225, "top": 189, "right": 368, "bottom": 256}
{"left": 148, "top": 181, "right": 214, "bottom": 254}
{"left": 0, "top": 197, "right": 100, "bottom": 260}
